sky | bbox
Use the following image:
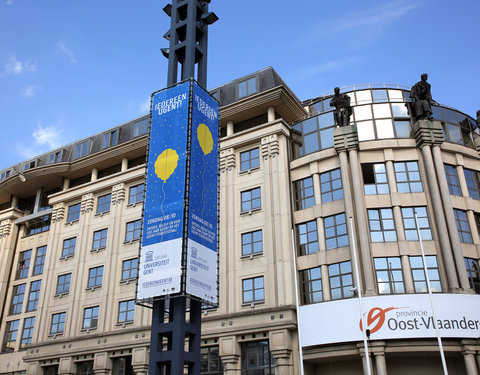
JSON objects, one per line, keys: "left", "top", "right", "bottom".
{"left": 1, "top": 0, "right": 479, "bottom": 170}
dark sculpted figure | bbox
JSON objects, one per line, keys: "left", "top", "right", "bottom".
{"left": 410, "top": 73, "right": 433, "bottom": 121}
{"left": 330, "top": 87, "right": 352, "bottom": 127}
{"left": 477, "top": 110, "right": 480, "bottom": 129}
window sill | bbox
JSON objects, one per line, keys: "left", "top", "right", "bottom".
{"left": 241, "top": 252, "right": 263, "bottom": 260}
{"left": 80, "top": 328, "right": 97, "bottom": 333}
{"left": 86, "top": 286, "right": 102, "bottom": 292}
{"left": 120, "top": 278, "right": 136, "bottom": 285}
{"left": 54, "top": 293, "right": 69, "bottom": 298}
{"left": 90, "top": 247, "right": 106, "bottom": 253}
{"left": 239, "top": 167, "right": 260, "bottom": 175}
{"left": 48, "top": 333, "right": 63, "bottom": 339}
{"left": 127, "top": 202, "right": 143, "bottom": 208}
{"left": 124, "top": 238, "right": 140, "bottom": 245}
{"left": 60, "top": 254, "right": 74, "bottom": 261}
{"left": 241, "top": 301, "right": 265, "bottom": 308}
{"left": 116, "top": 321, "right": 134, "bottom": 328}
{"left": 95, "top": 211, "right": 110, "bottom": 217}
{"left": 240, "top": 208, "right": 261, "bottom": 216}
{"left": 65, "top": 220, "right": 79, "bottom": 226}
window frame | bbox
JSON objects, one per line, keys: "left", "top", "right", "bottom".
{"left": 464, "top": 168, "right": 480, "bottom": 200}
{"left": 121, "top": 258, "right": 138, "bottom": 282}
{"left": 67, "top": 203, "right": 81, "bottom": 223}
{"left": 410, "top": 255, "right": 442, "bottom": 293}
{"left": 9, "top": 283, "right": 26, "bottom": 315}
{"left": 294, "top": 176, "right": 315, "bottom": 210}
{"left": 401, "top": 206, "right": 432, "bottom": 241}
{"left": 242, "top": 276, "right": 265, "bottom": 304}
{"left": 454, "top": 208, "right": 473, "bottom": 244}
{"left": 82, "top": 306, "right": 99, "bottom": 330}
{"left": 465, "top": 258, "right": 480, "bottom": 294}
{"left": 240, "top": 187, "right": 261, "bottom": 213}
{"left": 16, "top": 250, "right": 32, "bottom": 279}
{"left": 444, "top": 164, "right": 462, "bottom": 196}
{"left": 241, "top": 229, "right": 263, "bottom": 257}
{"left": 26, "top": 280, "right": 41, "bottom": 312}
{"left": 128, "top": 183, "right": 144, "bottom": 205}
{"left": 50, "top": 312, "right": 66, "bottom": 335}
{"left": 56, "top": 273, "right": 72, "bottom": 296}
{"left": 2, "top": 319, "right": 19, "bottom": 353}
{"left": 237, "top": 76, "right": 257, "bottom": 99}
{"left": 362, "top": 163, "right": 389, "bottom": 195}
{"left": 125, "top": 219, "right": 142, "bottom": 242}
{"left": 324, "top": 212, "right": 348, "bottom": 250}
{"left": 239, "top": 148, "right": 260, "bottom": 172}
{"left": 320, "top": 168, "right": 343, "bottom": 203}
{"left": 20, "top": 316, "right": 35, "bottom": 349}
{"left": 118, "top": 300, "right": 135, "bottom": 324}
{"left": 296, "top": 220, "right": 319, "bottom": 256}
{"left": 32, "top": 245, "right": 46, "bottom": 276}
{"left": 96, "top": 193, "right": 111, "bottom": 215}
{"left": 87, "top": 266, "right": 104, "bottom": 289}
{"left": 299, "top": 266, "right": 323, "bottom": 305}
{"left": 62, "top": 237, "right": 76, "bottom": 258}
{"left": 374, "top": 257, "right": 405, "bottom": 294}
{"left": 394, "top": 161, "right": 423, "bottom": 193}
{"left": 92, "top": 228, "right": 108, "bottom": 251}
{"left": 368, "top": 208, "right": 397, "bottom": 242}
{"left": 328, "top": 261, "right": 354, "bottom": 300}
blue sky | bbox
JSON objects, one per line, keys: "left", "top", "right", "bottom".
{"left": 1, "top": 0, "right": 479, "bottom": 170}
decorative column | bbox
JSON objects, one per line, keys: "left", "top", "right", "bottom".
{"left": 93, "top": 352, "right": 112, "bottom": 375}
{"left": 58, "top": 357, "right": 75, "bottom": 375}
{"left": 121, "top": 157, "right": 128, "bottom": 171}
{"left": 267, "top": 106, "right": 275, "bottom": 122}
{"left": 270, "top": 329, "right": 293, "bottom": 375}
{"left": 463, "top": 350, "right": 479, "bottom": 375}
{"left": 220, "top": 336, "right": 241, "bottom": 374}
{"left": 357, "top": 343, "right": 374, "bottom": 375}
{"left": 91, "top": 168, "right": 98, "bottom": 181}
{"left": 226, "top": 121, "right": 234, "bottom": 136}
{"left": 132, "top": 347, "right": 149, "bottom": 375}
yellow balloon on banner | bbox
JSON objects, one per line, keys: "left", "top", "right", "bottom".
{"left": 154, "top": 149, "right": 179, "bottom": 181}
{"left": 197, "top": 123, "right": 213, "bottom": 155}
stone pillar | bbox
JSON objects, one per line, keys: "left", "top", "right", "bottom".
{"left": 94, "top": 352, "right": 111, "bottom": 375}
{"left": 321, "top": 264, "right": 331, "bottom": 301}
{"left": 357, "top": 344, "right": 374, "bottom": 375}
{"left": 132, "top": 347, "right": 149, "bottom": 375}
{"left": 463, "top": 350, "right": 479, "bottom": 375}
{"left": 220, "top": 336, "right": 241, "bottom": 374}
{"left": 121, "top": 157, "right": 128, "bottom": 171}
{"left": 63, "top": 177, "right": 70, "bottom": 190}
{"left": 312, "top": 171, "right": 321, "bottom": 205}
{"left": 270, "top": 329, "right": 293, "bottom": 375}
{"left": 33, "top": 187, "right": 42, "bottom": 213}
{"left": 401, "top": 255, "right": 415, "bottom": 293}
{"left": 58, "top": 357, "right": 75, "bottom": 375}
{"left": 226, "top": 120, "right": 234, "bottom": 136}
{"left": 11, "top": 195, "right": 18, "bottom": 208}
{"left": 268, "top": 106, "right": 275, "bottom": 122}
{"left": 374, "top": 353, "right": 388, "bottom": 375}
{"left": 91, "top": 168, "right": 98, "bottom": 181}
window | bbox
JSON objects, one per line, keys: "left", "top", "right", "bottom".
{"left": 16, "top": 250, "right": 32, "bottom": 279}
{"left": 242, "top": 276, "right": 264, "bottom": 304}
{"left": 50, "top": 312, "right": 66, "bottom": 335}
{"left": 296, "top": 220, "right": 319, "bottom": 255}
{"left": 26, "top": 280, "right": 41, "bottom": 312}
{"left": 444, "top": 164, "right": 462, "bottom": 196}
{"left": 133, "top": 118, "right": 149, "bottom": 137}
{"left": 401, "top": 207, "right": 432, "bottom": 241}
{"left": 62, "top": 237, "right": 76, "bottom": 258}
{"left": 241, "top": 341, "right": 274, "bottom": 375}
{"left": 368, "top": 208, "right": 396, "bottom": 242}
{"left": 2, "top": 320, "right": 19, "bottom": 352}
{"left": 324, "top": 213, "right": 348, "bottom": 249}
{"left": 465, "top": 258, "right": 480, "bottom": 294}
{"left": 118, "top": 300, "right": 135, "bottom": 323}
{"left": 241, "top": 187, "right": 261, "bottom": 212}
{"left": 240, "top": 148, "right": 260, "bottom": 172}
{"left": 92, "top": 228, "right": 108, "bottom": 250}
{"left": 201, "top": 346, "right": 223, "bottom": 375}
{"left": 374, "top": 257, "right": 405, "bottom": 294}
{"left": 128, "top": 183, "right": 144, "bottom": 205}
{"left": 410, "top": 256, "right": 442, "bottom": 293}
{"left": 87, "top": 266, "right": 104, "bottom": 289}
{"left": 9, "top": 284, "right": 26, "bottom": 315}
{"left": 82, "top": 306, "right": 99, "bottom": 330}
{"left": 328, "top": 261, "right": 354, "bottom": 300}
{"left": 67, "top": 203, "right": 81, "bottom": 222}
{"left": 300, "top": 266, "right": 323, "bottom": 304}
{"left": 238, "top": 76, "right": 257, "bottom": 98}
{"left": 394, "top": 161, "right": 423, "bottom": 193}
{"left": 241, "top": 230, "right": 263, "bottom": 256}
{"left": 103, "top": 129, "right": 119, "bottom": 148}
{"left": 454, "top": 209, "right": 472, "bottom": 243}
{"left": 122, "top": 258, "right": 138, "bottom": 281}
{"left": 464, "top": 168, "right": 480, "bottom": 200}
{"left": 320, "top": 168, "right": 343, "bottom": 203}
{"left": 125, "top": 219, "right": 141, "bottom": 242}
{"left": 77, "top": 361, "right": 94, "bottom": 375}
{"left": 294, "top": 177, "right": 315, "bottom": 210}
{"left": 362, "top": 163, "right": 389, "bottom": 195}
{"left": 56, "top": 273, "right": 71, "bottom": 295}
{"left": 96, "top": 194, "right": 111, "bottom": 214}
{"left": 112, "top": 357, "right": 134, "bottom": 375}
{"left": 476, "top": 213, "right": 480, "bottom": 241}
{"left": 20, "top": 317, "right": 35, "bottom": 349}
{"left": 48, "top": 151, "right": 62, "bottom": 164}
{"left": 44, "top": 365, "right": 59, "bottom": 375}
{"left": 74, "top": 140, "right": 90, "bottom": 159}
{"left": 26, "top": 215, "right": 51, "bottom": 235}
{"left": 32, "top": 246, "right": 46, "bottom": 276}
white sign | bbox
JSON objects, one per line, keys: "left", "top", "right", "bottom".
{"left": 299, "top": 294, "right": 480, "bottom": 347}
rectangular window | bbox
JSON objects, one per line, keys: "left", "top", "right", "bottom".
{"left": 296, "top": 220, "right": 319, "bottom": 255}
{"left": 48, "top": 150, "right": 62, "bottom": 164}
{"left": 50, "top": 312, "right": 66, "bottom": 335}
{"left": 118, "top": 300, "right": 135, "bottom": 323}
{"left": 241, "top": 230, "right": 263, "bottom": 256}
{"left": 122, "top": 258, "right": 138, "bottom": 281}
{"left": 2, "top": 320, "right": 19, "bottom": 352}
{"left": 324, "top": 213, "right": 348, "bottom": 249}
{"left": 16, "top": 250, "right": 32, "bottom": 279}
{"left": 96, "top": 194, "right": 111, "bottom": 214}
{"left": 56, "top": 273, "right": 71, "bottom": 295}
{"left": 92, "top": 228, "right": 108, "bottom": 250}
{"left": 201, "top": 346, "right": 222, "bottom": 374}
{"left": 444, "top": 164, "right": 462, "bottom": 196}
{"left": 32, "top": 246, "right": 46, "bottom": 276}
{"left": 87, "top": 266, "right": 104, "bottom": 289}
{"left": 67, "top": 203, "right": 81, "bottom": 222}
{"left": 112, "top": 357, "right": 134, "bottom": 375}
{"left": 368, "top": 208, "right": 397, "bottom": 242}
{"left": 26, "top": 280, "right": 41, "bottom": 312}
{"left": 328, "top": 261, "right": 354, "bottom": 300}
{"left": 82, "top": 306, "right": 99, "bottom": 330}
{"left": 294, "top": 177, "right": 315, "bottom": 210}
{"left": 133, "top": 118, "right": 149, "bottom": 137}
{"left": 410, "top": 256, "right": 442, "bottom": 293}
{"left": 26, "top": 215, "right": 51, "bottom": 236}
{"left": 464, "top": 168, "right": 480, "bottom": 200}
{"left": 320, "top": 168, "right": 343, "bottom": 203}
{"left": 125, "top": 219, "right": 142, "bottom": 242}
{"left": 9, "top": 284, "right": 26, "bottom": 315}
{"left": 374, "top": 257, "right": 405, "bottom": 294}
{"left": 74, "top": 140, "right": 90, "bottom": 159}
{"left": 241, "top": 187, "right": 261, "bottom": 212}
{"left": 103, "top": 129, "right": 118, "bottom": 148}
{"left": 77, "top": 361, "right": 94, "bottom": 375}
{"left": 240, "top": 148, "right": 260, "bottom": 172}
{"left": 242, "top": 276, "right": 264, "bottom": 304}
{"left": 300, "top": 266, "right": 323, "bottom": 304}
{"left": 128, "top": 183, "right": 144, "bottom": 205}
{"left": 20, "top": 317, "right": 35, "bottom": 349}
{"left": 362, "top": 163, "right": 389, "bottom": 195}
{"left": 465, "top": 258, "right": 480, "bottom": 294}
{"left": 394, "top": 161, "right": 423, "bottom": 193}
{"left": 401, "top": 207, "right": 432, "bottom": 241}
{"left": 62, "top": 237, "right": 76, "bottom": 258}
{"left": 238, "top": 76, "right": 257, "bottom": 98}
{"left": 454, "top": 209, "right": 473, "bottom": 243}
{"left": 241, "top": 341, "right": 274, "bottom": 374}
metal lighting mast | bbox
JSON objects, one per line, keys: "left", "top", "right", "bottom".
{"left": 144, "top": 1, "right": 218, "bottom": 375}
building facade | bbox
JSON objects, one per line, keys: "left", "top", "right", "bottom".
{"left": 0, "top": 67, "right": 479, "bottom": 374}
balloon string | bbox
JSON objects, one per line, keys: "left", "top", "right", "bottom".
{"left": 160, "top": 180, "right": 166, "bottom": 242}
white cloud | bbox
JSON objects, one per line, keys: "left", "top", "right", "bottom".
{"left": 0, "top": 56, "right": 37, "bottom": 77}
{"left": 140, "top": 97, "right": 151, "bottom": 114}
{"left": 6, "top": 0, "right": 13, "bottom": 5}
{"left": 292, "top": 57, "right": 362, "bottom": 82}
{"left": 57, "top": 40, "right": 77, "bottom": 64}
{"left": 23, "top": 85, "right": 36, "bottom": 98}
{"left": 33, "top": 125, "right": 65, "bottom": 148}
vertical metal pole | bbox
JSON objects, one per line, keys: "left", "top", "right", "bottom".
{"left": 291, "top": 229, "right": 305, "bottom": 375}
{"left": 414, "top": 211, "right": 449, "bottom": 375}
{"left": 349, "top": 216, "right": 372, "bottom": 375}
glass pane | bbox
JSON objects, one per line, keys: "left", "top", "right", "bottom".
{"left": 376, "top": 119, "right": 394, "bottom": 139}
{"left": 320, "top": 127, "right": 334, "bottom": 149}
{"left": 304, "top": 133, "right": 319, "bottom": 154}
{"left": 394, "top": 121, "right": 411, "bottom": 138}
{"left": 302, "top": 117, "right": 318, "bottom": 134}
{"left": 388, "top": 89, "right": 403, "bottom": 102}
{"left": 354, "top": 105, "right": 372, "bottom": 121}
{"left": 372, "top": 103, "right": 391, "bottom": 118}
{"left": 372, "top": 89, "right": 388, "bottom": 103}
{"left": 447, "top": 124, "right": 462, "bottom": 144}
{"left": 318, "top": 112, "right": 335, "bottom": 129}
{"left": 356, "top": 90, "right": 372, "bottom": 104}
{"left": 357, "top": 121, "right": 375, "bottom": 141}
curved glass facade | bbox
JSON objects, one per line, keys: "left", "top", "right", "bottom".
{"left": 293, "top": 86, "right": 477, "bottom": 158}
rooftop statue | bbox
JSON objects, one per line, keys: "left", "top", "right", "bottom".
{"left": 330, "top": 87, "right": 352, "bottom": 127}
{"left": 477, "top": 110, "right": 480, "bottom": 128}
{"left": 410, "top": 73, "right": 434, "bottom": 121}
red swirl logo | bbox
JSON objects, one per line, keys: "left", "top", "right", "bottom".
{"left": 359, "top": 307, "right": 398, "bottom": 334}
